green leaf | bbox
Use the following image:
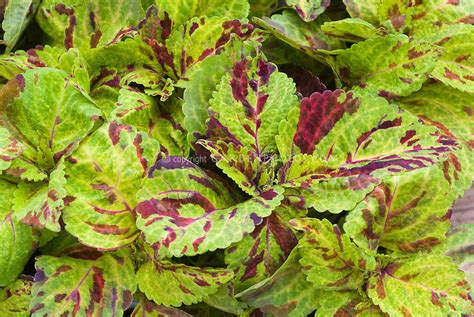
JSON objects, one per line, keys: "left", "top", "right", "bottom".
{"left": 36, "top": 0, "right": 144, "bottom": 49}
{"left": 6, "top": 68, "right": 101, "bottom": 168}
{"left": 344, "top": 164, "right": 460, "bottom": 255}
{"left": 284, "top": 0, "right": 330, "bottom": 22}
{"left": 183, "top": 39, "right": 258, "bottom": 144}
{"left": 137, "top": 260, "right": 233, "bottom": 307}
{"left": 0, "top": 278, "right": 33, "bottom": 316}
{"left": 253, "top": 10, "right": 344, "bottom": 63}
{"left": 13, "top": 160, "right": 67, "bottom": 232}
{"left": 400, "top": 83, "right": 474, "bottom": 178}
{"left": 367, "top": 254, "right": 472, "bottom": 317}
{"left": 63, "top": 121, "right": 160, "bottom": 250}
{"left": 225, "top": 201, "right": 305, "bottom": 291}
{"left": 156, "top": 16, "right": 254, "bottom": 80}
{"left": 204, "top": 284, "right": 248, "bottom": 315}
{"left": 278, "top": 90, "right": 456, "bottom": 213}
{"left": 238, "top": 249, "right": 351, "bottom": 317}
{"left": 199, "top": 55, "right": 298, "bottom": 194}
{"left": 131, "top": 296, "right": 192, "bottom": 317}
{"left": 0, "top": 180, "right": 37, "bottom": 287}
{"left": 136, "top": 157, "right": 284, "bottom": 256}
{"left": 321, "top": 18, "right": 379, "bottom": 42}
{"left": 154, "top": 0, "right": 249, "bottom": 27}
{"left": 292, "top": 218, "right": 376, "bottom": 290}
{"left": 333, "top": 34, "right": 439, "bottom": 97}
{"left": 342, "top": 0, "right": 379, "bottom": 24}
{"left": 111, "top": 88, "right": 189, "bottom": 156}
{"left": 434, "top": 224, "right": 474, "bottom": 297}
{"left": 30, "top": 251, "right": 136, "bottom": 316}
{"left": 0, "top": 126, "right": 24, "bottom": 172}
{"left": 427, "top": 24, "right": 474, "bottom": 94}
{"left": 2, "top": 0, "right": 40, "bottom": 52}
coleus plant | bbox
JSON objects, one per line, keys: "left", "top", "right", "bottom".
{"left": 0, "top": 0, "right": 473, "bottom": 316}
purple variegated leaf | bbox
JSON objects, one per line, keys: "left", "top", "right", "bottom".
{"left": 225, "top": 195, "right": 306, "bottom": 291}
{"left": 30, "top": 250, "right": 136, "bottom": 316}
{"left": 199, "top": 55, "right": 298, "bottom": 195}
{"left": 284, "top": 0, "right": 331, "bottom": 22}
{"left": 131, "top": 296, "right": 192, "bottom": 317}
{"left": 136, "top": 157, "right": 284, "bottom": 257}
{"left": 277, "top": 90, "right": 460, "bottom": 213}
{"left": 0, "top": 277, "right": 33, "bottom": 316}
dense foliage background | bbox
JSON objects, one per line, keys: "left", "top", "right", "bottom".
{"left": 0, "top": 0, "right": 473, "bottom": 316}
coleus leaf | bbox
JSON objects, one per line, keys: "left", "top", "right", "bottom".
{"left": 0, "top": 278, "right": 33, "bottom": 316}
{"left": 225, "top": 197, "right": 306, "bottom": 291}
{"left": 344, "top": 164, "right": 460, "bottom": 254}
{"left": 342, "top": 0, "right": 380, "bottom": 24}
{"left": 0, "top": 126, "right": 24, "bottom": 172}
{"left": 137, "top": 260, "right": 233, "bottom": 307}
{"left": 400, "top": 83, "right": 474, "bottom": 178}
{"left": 30, "top": 251, "right": 136, "bottom": 316}
{"left": 367, "top": 254, "right": 472, "bottom": 316}
{"left": 4, "top": 68, "right": 101, "bottom": 170}
{"left": 111, "top": 87, "right": 190, "bottom": 156}
{"left": 321, "top": 18, "right": 380, "bottom": 42}
{"left": 183, "top": 39, "right": 259, "bottom": 145}
{"left": 237, "top": 248, "right": 354, "bottom": 317}
{"left": 278, "top": 90, "right": 457, "bottom": 213}
{"left": 36, "top": 0, "right": 144, "bottom": 49}
{"left": 204, "top": 284, "right": 248, "bottom": 315}
{"left": 409, "top": 0, "right": 474, "bottom": 35}
{"left": 433, "top": 224, "right": 474, "bottom": 297}
{"left": 0, "top": 180, "right": 37, "bottom": 286}
{"left": 253, "top": 10, "right": 344, "bottom": 63}
{"left": 284, "top": 0, "right": 330, "bottom": 22}
{"left": 62, "top": 121, "right": 160, "bottom": 250}
{"left": 426, "top": 24, "right": 474, "bottom": 94}
{"left": 136, "top": 157, "right": 284, "bottom": 256}
{"left": 154, "top": 0, "right": 249, "bottom": 28}
{"left": 131, "top": 296, "right": 192, "bottom": 317}
{"left": 151, "top": 16, "right": 254, "bottom": 80}
{"left": 2, "top": 0, "right": 40, "bottom": 52}
{"left": 333, "top": 34, "right": 439, "bottom": 98}
{"left": 333, "top": 298, "right": 387, "bottom": 316}
{"left": 13, "top": 160, "right": 66, "bottom": 232}
{"left": 199, "top": 55, "right": 298, "bottom": 195}
{"left": 292, "top": 218, "right": 376, "bottom": 290}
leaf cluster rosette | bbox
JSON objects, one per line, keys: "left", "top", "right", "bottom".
{"left": 0, "top": 0, "right": 473, "bottom": 316}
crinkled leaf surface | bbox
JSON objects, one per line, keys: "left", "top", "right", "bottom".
{"left": 254, "top": 10, "right": 344, "bottom": 63}
{"left": 36, "top": 0, "right": 144, "bottom": 49}
{"left": 225, "top": 200, "right": 305, "bottom": 291}
{"left": 13, "top": 160, "right": 66, "bottom": 232}
{"left": 238, "top": 249, "right": 353, "bottom": 317}
{"left": 0, "top": 126, "right": 24, "bottom": 172}
{"left": 183, "top": 40, "right": 258, "bottom": 144}
{"left": 400, "top": 83, "right": 474, "bottom": 178}
{"left": 63, "top": 121, "right": 160, "bottom": 250}
{"left": 277, "top": 90, "right": 456, "bottom": 213}
{"left": 426, "top": 24, "right": 474, "bottom": 94}
{"left": 2, "top": 0, "right": 39, "bottom": 52}
{"left": 199, "top": 56, "right": 298, "bottom": 194}
{"left": 137, "top": 260, "right": 233, "bottom": 307}
{"left": 367, "top": 254, "right": 472, "bottom": 317}
{"left": 292, "top": 218, "right": 375, "bottom": 290}
{"left": 0, "top": 278, "right": 32, "bottom": 316}
{"left": 0, "top": 180, "right": 37, "bottom": 287}
{"left": 344, "top": 164, "right": 459, "bottom": 254}
{"left": 136, "top": 157, "right": 284, "bottom": 256}
{"left": 333, "top": 34, "right": 439, "bottom": 97}
{"left": 6, "top": 68, "right": 101, "bottom": 167}
{"left": 342, "top": 0, "right": 379, "bottom": 24}
{"left": 30, "top": 251, "right": 136, "bottom": 316}
{"left": 284, "top": 0, "right": 330, "bottom": 22}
